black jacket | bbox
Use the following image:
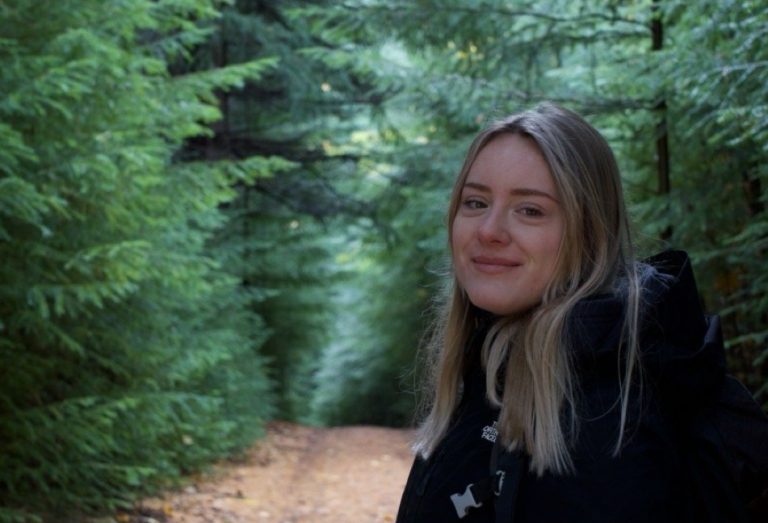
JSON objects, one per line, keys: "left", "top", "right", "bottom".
{"left": 396, "top": 251, "right": 751, "bottom": 523}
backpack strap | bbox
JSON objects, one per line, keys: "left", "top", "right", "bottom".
{"left": 448, "top": 437, "right": 528, "bottom": 521}
{"left": 492, "top": 445, "right": 527, "bottom": 523}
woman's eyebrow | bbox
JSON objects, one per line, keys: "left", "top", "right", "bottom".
{"left": 463, "top": 181, "right": 559, "bottom": 202}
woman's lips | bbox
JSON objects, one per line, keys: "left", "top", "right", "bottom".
{"left": 471, "top": 256, "right": 522, "bottom": 273}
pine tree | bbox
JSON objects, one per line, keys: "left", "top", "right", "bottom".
{"left": 0, "top": 0, "right": 279, "bottom": 519}
{"left": 175, "top": 0, "right": 394, "bottom": 422}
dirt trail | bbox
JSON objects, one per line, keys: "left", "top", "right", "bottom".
{"left": 133, "top": 422, "right": 415, "bottom": 523}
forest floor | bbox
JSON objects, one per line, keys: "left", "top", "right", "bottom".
{"left": 123, "top": 422, "right": 415, "bottom": 523}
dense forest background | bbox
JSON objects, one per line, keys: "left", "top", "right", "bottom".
{"left": 1, "top": 0, "right": 766, "bottom": 520}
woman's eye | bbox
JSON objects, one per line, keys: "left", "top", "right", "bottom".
{"left": 462, "top": 198, "right": 486, "bottom": 210}
{"left": 519, "top": 206, "right": 543, "bottom": 217}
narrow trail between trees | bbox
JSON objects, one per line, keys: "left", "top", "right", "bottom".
{"left": 132, "top": 422, "right": 415, "bottom": 523}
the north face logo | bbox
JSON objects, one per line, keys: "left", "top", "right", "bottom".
{"left": 481, "top": 421, "right": 498, "bottom": 443}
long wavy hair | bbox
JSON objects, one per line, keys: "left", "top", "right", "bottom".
{"left": 414, "top": 103, "right": 643, "bottom": 475}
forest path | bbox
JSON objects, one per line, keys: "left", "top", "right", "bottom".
{"left": 133, "top": 422, "right": 414, "bottom": 523}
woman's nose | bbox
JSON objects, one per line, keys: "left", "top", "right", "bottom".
{"left": 477, "top": 208, "right": 511, "bottom": 244}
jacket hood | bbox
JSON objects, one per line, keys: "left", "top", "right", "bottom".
{"left": 568, "top": 250, "right": 726, "bottom": 410}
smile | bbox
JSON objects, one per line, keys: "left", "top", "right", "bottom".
{"left": 471, "top": 256, "right": 522, "bottom": 274}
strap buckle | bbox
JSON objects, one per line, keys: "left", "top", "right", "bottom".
{"left": 450, "top": 483, "right": 483, "bottom": 518}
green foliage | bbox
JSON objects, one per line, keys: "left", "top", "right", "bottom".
{"left": 213, "top": 185, "right": 341, "bottom": 422}
{"left": 306, "top": 235, "right": 436, "bottom": 426}
{"left": 653, "top": 0, "right": 768, "bottom": 395}
{"left": 289, "top": 0, "right": 767, "bottom": 414}
{"left": 7, "top": 3, "right": 765, "bottom": 517}
{"left": 0, "top": 0, "right": 279, "bottom": 519}
{"left": 178, "top": 0, "right": 402, "bottom": 425}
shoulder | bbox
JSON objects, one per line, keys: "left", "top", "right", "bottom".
{"left": 567, "top": 250, "right": 726, "bottom": 411}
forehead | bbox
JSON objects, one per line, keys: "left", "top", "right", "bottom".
{"left": 465, "top": 133, "right": 556, "bottom": 193}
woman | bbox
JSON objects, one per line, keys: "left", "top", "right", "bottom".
{"left": 396, "top": 103, "right": 764, "bottom": 522}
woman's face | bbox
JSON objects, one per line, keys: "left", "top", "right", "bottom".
{"left": 451, "top": 133, "right": 565, "bottom": 317}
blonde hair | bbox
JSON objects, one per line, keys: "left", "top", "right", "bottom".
{"left": 414, "top": 103, "right": 643, "bottom": 475}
